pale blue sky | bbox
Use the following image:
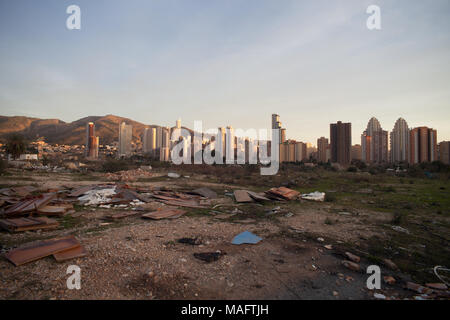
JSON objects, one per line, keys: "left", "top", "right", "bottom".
{"left": 0, "top": 0, "right": 449, "bottom": 144}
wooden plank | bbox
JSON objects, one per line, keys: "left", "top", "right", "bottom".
{"left": 0, "top": 217, "right": 58, "bottom": 233}
{"left": 5, "top": 236, "right": 80, "bottom": 266}
{"left": 53, "top": 245, "right": 87, "bottom": 262}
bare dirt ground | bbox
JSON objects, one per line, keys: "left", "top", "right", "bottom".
{"left": 0, "top": 168, "right": 448, "bottom": 300}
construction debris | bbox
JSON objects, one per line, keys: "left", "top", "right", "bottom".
{"left": 345, "top": 252, "right": 361, "bottom": 263}
{"left": 234, "top": 190, "right": 254, "bottom": 203}
{"left": 189, "top": 188, "right": 218, "bottom": 199}
{"left": 342, "top": 260, "right": 360, "bottom": 272}
{"left": 167, "top": 172, "right": 181, "bottom": 178}
{"left": 301, "top": 191, "right": 326, "bottom": 202}
{"left": 5, "top": 236, "right": 82, "bottom": 266}
{"left": 4, "top": 193, "right": 57, "bottom": 216}
{"left": 0, "top": 217, "right": 59, "bottom": 233}
{"left": 265, "top": 187, "right": 300, "bottom": 201}
{"left": 142, "top": 208, "right": 186, "bottom": 220}
{"left": 232, "top": 231, "right": 263, "bottom": 245}
{"left": 78, "top": 187, "right": 117, "bottom": 206}
{"left": 53, "top": 245, "right": 88, "bottom": 262}
{"left": 105, "top": 168, "right": 153, "bottom": 182}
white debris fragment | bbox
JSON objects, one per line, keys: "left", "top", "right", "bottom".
{"left": 78, "top": 187, "right": 117, "bottom": 206}
{"left": 301, "top": 191, "right": 326, "bottom": 202}
{"left": 168, "top": 172, "right": 181, "bottom": 178}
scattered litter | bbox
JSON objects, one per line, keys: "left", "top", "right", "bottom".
{"left": 392, "top": 226, "right": 410, "bottom": 234}
{"left": 317, "top": 237, "right": 325, "bottom": 242}
{"left": 301, "top": 191, "right": 326, "bottom": 202}
{"left": 78, "top": 187, "right": 117, "bottom": 206}
{"left": 178, "top": 238, "right": 202, "bottom": 245}
{"left": 167, "top": 172, "right": 181, "bottom": 178}
{"left": 232, "top": 231, "right": 262, "bottom": 245}
{"left": 193, "top": 251, "right": 225, "bottom": 263}
{"left": 324, "top": 245, "right": 333, "bottom": 250}
{"left": 374, "top": 293, "right": 386, "bottom": 300}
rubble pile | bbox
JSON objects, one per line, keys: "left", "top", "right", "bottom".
{"left": 105, "top": 168, "right": 153, "bottom": 182}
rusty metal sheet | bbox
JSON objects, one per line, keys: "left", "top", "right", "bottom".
{"left": 11, "top": 186, "right": 38, "bottom": 197}
{"left": 37, "top": 205, "right": 67, "bottom": 216}
{"left": 189, "top": 188, "right": 218, "bottom": 199}
{"left": 246, "top": 191, "right": 271, "bottom": 202}
{"left": 266, "top": 187, "right": 300, "bottom": 200}
{"left": 53, "top": 245, "right": 87, "bottom": 262}
{"left": 142, "top": 208, "right": 186, "bottom": 220}
{"left": 0, "top": 217, "right": 58, "bottom": 233}
{"left": 234, "top": 190, "right": 254, "bottom": 203}
{"left": 68, "top": 185, "right": 97, "bottom": 197}
{"left": 5, "top": 236, "right": 80, "bottom": 266}
{"left": 5, "top": 193, "right": 57, "bottom": 216}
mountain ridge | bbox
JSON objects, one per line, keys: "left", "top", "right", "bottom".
{"left": 0, "top": 114, "right": 166, "bottom": 145}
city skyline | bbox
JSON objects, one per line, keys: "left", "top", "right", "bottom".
{"left": 1, "top": 1, "right": 449, "bottom": 144}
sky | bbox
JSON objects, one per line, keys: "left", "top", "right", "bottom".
{"left": 0, "top": 0, "right": 449, "bottom": 145}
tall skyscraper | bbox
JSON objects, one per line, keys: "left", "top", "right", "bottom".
{"left": 410, "top": 127, "right": 438, "bottom": 164}
{"left": 159, "top": 127, "right": 171, "bottom": 161}
{"left": 143, "top": 127, "right": 156, "bottom": 154}
{"left": 439, "top": 141, "right": 450, "bottom": 165}
{"left": 317, "top": 137, "right": 329, "bottom": 163}
{"left": 330, "top": 121, "right": 352, "bottom": 165}
{"left": 118, "top": 122, "right": 132, "bottom": 158}
{"left": 390, "top": 118, "right": 409, "bottom": 163}
{"left": 361, "top": 117, "right": 388, "bottom": 163}
{"left": 85, "top": 122, "right": 99, "bottom": 159}
{"left": 176, "top": 119, "right": 181, "bottom": 129}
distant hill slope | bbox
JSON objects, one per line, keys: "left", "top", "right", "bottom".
{"left": 0, "top": 114, "right": 160, "bottom": 145}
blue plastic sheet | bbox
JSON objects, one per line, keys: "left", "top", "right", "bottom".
{"left": 232, "top": 231, "right": 263, "bottom": 245}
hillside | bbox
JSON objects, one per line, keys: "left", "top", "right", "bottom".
{"left": 0, "top": 115, "right": 159, "bottom": 145}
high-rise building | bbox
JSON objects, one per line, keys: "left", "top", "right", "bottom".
{"left": 280, "top": 128, "right": 286, "bottom": 144}
{"left": 272, "top": 114, "right": 282, "bottom": 130}
{"left": 118, "top": 122, "right": 132, "bottom": 158}
{"left": 295, "top": 142, "right": 307, "bottom": 162}
{"left": 225, "top": 126, "right": 235, "bottom": 164}
{"left": 410, "top": 127, "right": 438, "bottom": 164}
{"left": 390, "top": 118, "right": 410, "bottom": 163}
{"left": 317, "top": 137, "right": 329, "bottom": 163}
{"left": 330, "top": 121, "right": 352, "bottom": 165}
{"left": 143, "top": 127, "right": 156, "bottom": 154}
{"left": 159, "top": 127, "right": 171, "bottom": 161}
{"left": 351, "top": 144, "right": 362, "bottom": 161}
{"left": 176, "top": 119, "right": 181, "bottom": 129}
{"left": 439, "top": 141, "right": 450, "bottom": 165}
{"left": 361, "top": 117, "right": 388, "bottom": 163}
{"left": 85, "top": 122, "right": 99, "bottom": 159}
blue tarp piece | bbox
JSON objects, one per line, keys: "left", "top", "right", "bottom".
{"left": 232, "top": 231, "right": 263, "bottom": 245}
